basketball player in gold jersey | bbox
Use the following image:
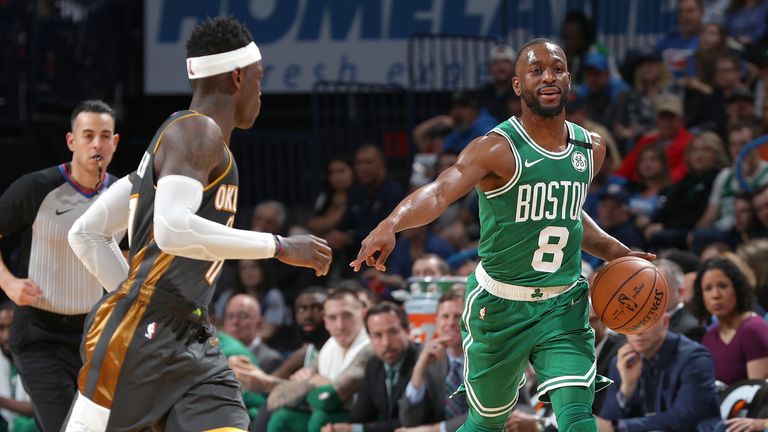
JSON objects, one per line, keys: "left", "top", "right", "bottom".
{"left": 62, "top": 17, "right": 331, "bottom": 431}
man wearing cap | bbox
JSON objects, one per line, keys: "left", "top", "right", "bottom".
{"left": 478, "top": 44, "right": 518, "bottom": 122}
{"left": 726, "top": 87, "right": 758, "bottom": 128}
{"left": 596, "top": 185, "right": 644, "bottom": 254}
{"left": 576, "top": 52, "right": 631, "bottom": 132}
{"left": 63, "top": 16, "right": 331, "bottom": 430}
{"left": 616, "top": 94, "right": 693, "bottom": 183}
{"left": 441, "top": 91, "right": 498, "bottom": 153}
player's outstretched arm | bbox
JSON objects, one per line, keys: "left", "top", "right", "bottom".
{"left": 152, "top": 116, "right": 331, "bottom": 275}
{"left": 68, "top": 175, "right": 132, "bottom": 292}
{"left": 350, "top": 134, "right": 511, "bottom": 272}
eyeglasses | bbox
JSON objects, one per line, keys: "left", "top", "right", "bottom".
{"left": 225, "top": 312, "right": 253, "bottom": 322}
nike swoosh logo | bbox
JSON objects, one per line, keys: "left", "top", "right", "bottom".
{"left": 524, "top": 158, "right": 544, "bottom": 168}
{"left": 55, "top": 208, "right": 74, "bottom": 215}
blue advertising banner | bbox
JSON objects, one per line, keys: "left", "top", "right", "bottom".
{"left": 144, "top": 0, "right": 673, "bottom": 94}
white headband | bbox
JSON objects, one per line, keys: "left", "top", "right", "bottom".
{"left": 186, "top": 41, "right": 262, "bottom": 79}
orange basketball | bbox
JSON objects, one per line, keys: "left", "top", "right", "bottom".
{"left": 590, "top": 256, "right": 668, "bottom": 335}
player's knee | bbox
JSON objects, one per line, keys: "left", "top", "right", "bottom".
{"left": 555, "top": 402, "right": 595, "bottom": 432}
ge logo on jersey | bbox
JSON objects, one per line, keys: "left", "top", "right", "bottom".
{"left": 571, "top": 152, "right": 587, "bottom": 172}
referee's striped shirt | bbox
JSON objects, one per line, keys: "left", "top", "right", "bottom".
{"left": 0, "top": 164, "right": 116, "bottom": 315}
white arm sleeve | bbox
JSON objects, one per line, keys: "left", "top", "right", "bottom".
{"left": 153, "top": 175, "right": 276, "bottom": 261}
{"left": 68, "top": 175, "right": 131, "bottom": 292}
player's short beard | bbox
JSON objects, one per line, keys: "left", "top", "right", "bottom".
{"left": 521, "top": 86, "right": 567, "bottom": 117}
{"left": 301, "top": 325, "right": 330, "bottom": 348}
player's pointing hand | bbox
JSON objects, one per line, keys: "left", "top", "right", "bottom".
{"left": 349, "top": 223, "right": 396, "bottom": 272}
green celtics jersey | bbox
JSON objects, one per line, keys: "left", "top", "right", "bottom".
{"left": 477, "top": 117, "right": 594, "bottom": 287}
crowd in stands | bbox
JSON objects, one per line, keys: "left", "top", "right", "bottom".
{"left": 188, "top": 1, "right": 768, "bottom": 431}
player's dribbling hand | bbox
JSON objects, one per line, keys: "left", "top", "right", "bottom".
{"left": 349, "top": 223, "right": 396, "bottom": 272}
{"left": 1, "top": 277, "right": 42, "bottom": 306}
{"left": 276, "top": 235, "right": 332, "bottom": 277}
{"left": 624, "top": 250, "right": 656, "bottom": 262}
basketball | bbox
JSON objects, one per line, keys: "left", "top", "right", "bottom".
{"left": 591, "top": 256, "right": 668, "bottom": 335}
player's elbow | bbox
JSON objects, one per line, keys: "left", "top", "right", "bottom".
{"left": 153, "top": 214, "right": 183, "bottom": 254}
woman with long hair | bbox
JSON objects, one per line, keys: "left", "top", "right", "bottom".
{"left": 693, "top": 258, "right": 768, "bottom": 386}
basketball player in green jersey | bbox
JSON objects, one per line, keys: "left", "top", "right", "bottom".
{"left": 351, "top": 39, "right": 654, "bottom": 431}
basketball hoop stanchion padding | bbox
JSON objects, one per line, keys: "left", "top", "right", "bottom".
{"left": 735, "top": 134, "right": 768, "bottom": 193}
{"left": 404, "top": 276, "right": 467, "bottom": 343}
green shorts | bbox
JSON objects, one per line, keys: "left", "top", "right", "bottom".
{"left": 456, "top": 274, "right": 611, "bottom": 422}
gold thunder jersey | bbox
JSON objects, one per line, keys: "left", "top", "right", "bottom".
{"left": 126, "top": 110, "right": 238, "bottom": 306}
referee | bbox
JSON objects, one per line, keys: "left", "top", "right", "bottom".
{"left": 0, "top": 100, "right": 120, "bottom": 431}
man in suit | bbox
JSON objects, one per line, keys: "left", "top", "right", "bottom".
{"left": 597, "top": 313, "right": 721, "bottom": 431}
{"left": 656, "top": 258, "right": 705, "bottom": 342}
{"left": 398, "top": 292, "right": 467, "bottom": 432}
{"left": 223, "top": 294, "right": 283, "bottom": 373}
{"left": 322, "top": 301, "right": 418, "bottom": 432}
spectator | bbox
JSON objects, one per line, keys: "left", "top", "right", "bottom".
{"left": 752, "top": 183, "right": 768, "bottom": 229}
{"left": 597, "top": 313, "right": 721, "bottom": 432}
{"left": 616, "top": 48, "right": 675, "bottom": 148}
{"left": 726, "top": 87, "right": 758, "bottom": 129}
{"left": 693, "top": 122, "right": 768, "bottom": 252}
{"left": 252, "top": 200, "right": 317, "bottom": 306}
{"left": 223, "top": 294, "right": 283, "bottom": 373}
{"left": 0, "top": 303, "right": 34, "bottom": 431}
{"left": 411, "top": 254, "right": 451, "bottom": 278}
{"left": 398, "top": 292, "right": 467, "bottom": 432}
{"left": 230, "top": 287, "right": 330, "bottom": 390}
{"left": 441, "top": 91, "right": 498, "bottom": 153}
{"left": 559, "top": 10, "right": 614, "bottom": 85}
{"left": 384, "top": 226, "right": 457, "bottom": 281}
{"left": 733, "top": 194, "right": 766, "bottom": 244}
{"left": 616, "top": 93, "right": 693, "bottom": 183}
{"left": 327, "top": 144, "right": 405, "bottom": 279}
{"left": 566, "top": 91, "right": 622, "bottom": 171}
{"left": 645, "top": 131, "right": 727, "bottom": 250}
{"left": 214, "top": 259, "right": 288, "bottom": 343}
{"left": 680, "top": 23, "right": 730, "bottom": 93}
{"left": 307, "top": 157, "right": 355, "bottom": 237}
{"left": 266, "top": 288, "right": 374, "bottom": 432}
{"left": 726, "top": 0, "right": 768, "bottom": 47}
{"left": 577, "top": 52, "right": 632, "bottom": 133}
{"left": 478, "top": 44, "right": 516, "bottom": 122}
{"left": 681, "top": 23, "right": 752, "bottom": 133}
{"left": 656, "top": 0, "right": 704, "bottom": 79}
{"left": 588, "top": 301, "right": 626, "bottom": 415}
{"left": 693, "top": 258, "right": 768, "bottom": 386}
{"left": 322, "top": 302, "right": 418, "bottom": 432}
{"left": 596, "top": 185, "right": 645, "bottom": 252}
{"left": 656, "top": 258, "right": 706, "bottom": 342}
{"left": 737, "top": 239, "right": 768, "bottom": 311}
{"left": 662, "top": 249, "right": 702, "bottom": 304}
{"left": 627, "top": 145, "right": 670, "bottom": 230}
{"left": 252, "top": 200, "right": 288, "bottom": 237}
